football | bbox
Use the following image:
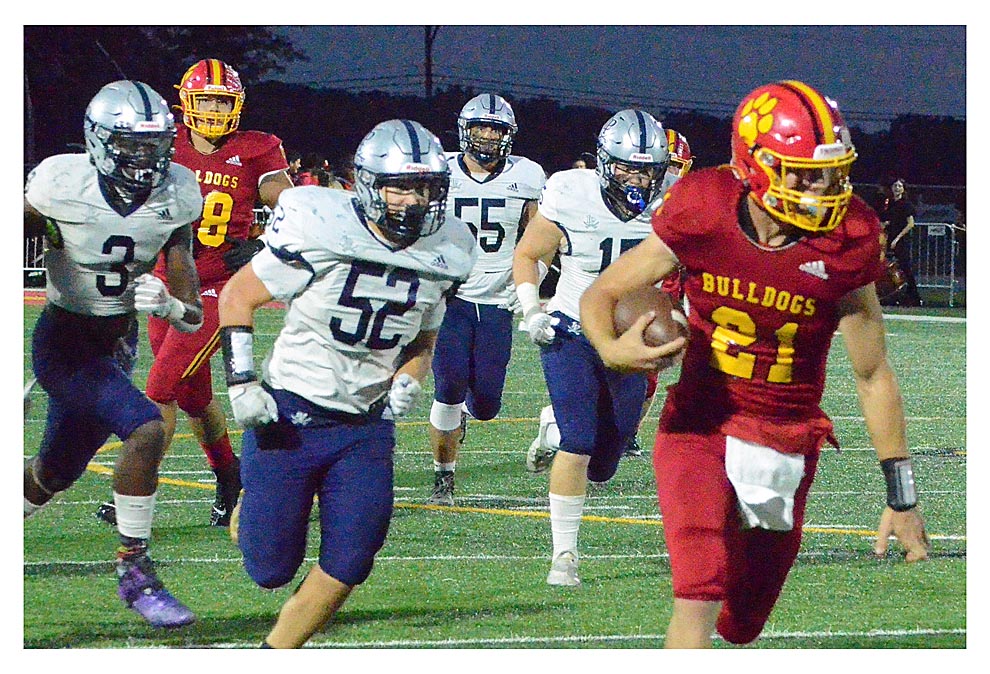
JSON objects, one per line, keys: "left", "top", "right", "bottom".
{"left": 613, "top": 285, "right": 688, "bottom": 348}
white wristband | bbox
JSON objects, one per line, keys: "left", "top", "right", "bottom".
{"left": 517, "top": 282, "right": 542, "bottom": 318}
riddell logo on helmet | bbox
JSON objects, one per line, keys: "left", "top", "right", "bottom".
{"left": 134, "top": 121, "right": 166, "bottom": 131}
{"left": 401, "top": 163, "right": 432, "bottom": 172}
{"left": 629, "top": 152, "right": 654, "bottom": 162}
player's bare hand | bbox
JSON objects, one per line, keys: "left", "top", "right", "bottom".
{"left": 601, "top": 311, "right": 686, "bottom": 373}
{"left": 874, "top": 506, "right": 930, "bottom": 562}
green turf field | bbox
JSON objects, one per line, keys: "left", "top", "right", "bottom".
{"left": 22, "top": 304, "right": 966, "bottom": 649}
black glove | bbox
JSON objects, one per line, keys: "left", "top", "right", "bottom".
{"left": 222, "top": 236, "right": 265, "bottom": 272}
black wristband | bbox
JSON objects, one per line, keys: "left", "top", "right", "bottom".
{"left": 220, "top": 326, "right": 257, "bottom": 386}
{"left": 881, "top": 457, "right": 918, "bottom": 511}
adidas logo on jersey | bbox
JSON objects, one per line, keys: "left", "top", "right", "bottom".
{"left": 507, "top": 182, "right": 519, "bottom": 192}
{"left": 798, "top": 260, "right": 829, "bottom": 280}
{"left": 226, "top": 155, "right": 243, "bottom": 166}
{"left": 431, "top": 254, "right": 448, "bottom": 270}
{"left": 201, "top": 288, "right": 218, "bottom": 298}
{"left": 156, "top": 208, "right": 172, "bottom": 221}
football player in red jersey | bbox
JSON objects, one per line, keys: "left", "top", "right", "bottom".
{"left": 95, "top": 59, "right": 292, "bottom": 528}
{"left": 580, "top": 81, "right": 929, "bottom": 648}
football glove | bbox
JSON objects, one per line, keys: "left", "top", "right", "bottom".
{"left": 222, "top": 236, "right": 265, "bottom": 273}
{"left": 228, "top": 381, "right": 279, "bottom": 427}
{"left": 525, "top": 311, "right": 558, "bottom": 346}
{"left": 133, "top": 273, "right": 183, "bottom": 320}
{"left": 388, "top": 374, "right": 421, "bottom": 417}
{"left": 498, "top": 281, "right": 523, "bottom": 314}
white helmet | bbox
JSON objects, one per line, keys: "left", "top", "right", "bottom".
{"left": 457, "top": 93, "right": 518, "bottom": 165}
{"left": 353, "top": 120, "right": 450, "bottom": 248}
{"left": 83, "top": 80, "right": 175, "bottom": 200}
{"left": 595, "top": 109, "right": 669, "bottom": 219}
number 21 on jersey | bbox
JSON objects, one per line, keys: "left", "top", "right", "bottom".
{"left": 709, "top": 306, "right": 798, "bottom": 384}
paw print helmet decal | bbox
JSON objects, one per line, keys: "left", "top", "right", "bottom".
{"left": 731, "top": 80, "right": 857, "bottom": 232}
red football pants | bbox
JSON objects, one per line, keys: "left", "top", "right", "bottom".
{"left": 654, "top": 430, "right": 819, "bottom": 644}
{"left": 144, "top": 287, "right": 221, "bottom": 416}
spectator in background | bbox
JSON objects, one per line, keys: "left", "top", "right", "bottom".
{"left": 287, "top": 150, "right": 302, "bottom": 184}
{"left": 296, "top": 152, "right": 328, "bottom": 186}
{"left": 335, "top": 155, "right": 356, "bottom": 190}
{"left": 880, "top": 178, "right": 923, "bottom": 307}
{"left": 571, "top": 152, "right": 597, "bottom": 170}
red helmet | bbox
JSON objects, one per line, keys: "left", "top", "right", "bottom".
{"left": 176, "top": 59, "right": 245, "bottom": 140}
{"left": 664, "top": 128, "right": 693, "bottom": 179}
{"left": 731, "top": 80, "right": 856, "bottom": 232}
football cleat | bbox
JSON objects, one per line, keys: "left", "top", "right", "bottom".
{"left": 116, "top": 549, "right": 196, "bottom": 628}
{"left": 210, "top": 457, "right": 242, "bottom": 527}
{"left": 547, "top": 550, "right": 581, "bottom": 586}
{"left": 526, "top": 405, "right": 558, "bottom": 474}
{"left": 526, "top": 438, "right": 556, "bottom": 474}
{"left": 95, "top": 501, "right": 117, "bottom": 526}
{"left": 427, "top": 471, "right": 455, "bottom": 506}
{"left": 623, "top": 437, "right": 644, "bottom": 457}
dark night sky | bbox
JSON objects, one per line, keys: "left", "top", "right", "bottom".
{"left": 273, "top": 25, "right": 966, "bottom": 132}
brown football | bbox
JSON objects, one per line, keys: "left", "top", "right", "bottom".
{"left": 613, "top": 286, "right": 688, "bottom": 348}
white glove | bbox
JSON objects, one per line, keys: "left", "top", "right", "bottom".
{"left": 388, "top": 373, "right": 421, "bottom": 417}
{"left": 228, "top": 381, "right": 279, "bottom": 427}
{"left": 133, "top": 273, "right": 182, "bottom": 319}
{"left": 525, "top": 312, "right": 558, "bottom": 346}
{"left": 498, "top": 282, "right": 523, "bottom": 314}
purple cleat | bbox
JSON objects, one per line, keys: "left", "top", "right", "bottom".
{"left": 116, "top": 552, "right": 196, "bottom": 629}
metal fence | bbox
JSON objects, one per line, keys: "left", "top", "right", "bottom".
{"left": 906, "top": 222, "right": 965, "bottom": 307}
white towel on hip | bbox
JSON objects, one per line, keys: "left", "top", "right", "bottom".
{"left": 724, "top": 436, "right": 806, "bottom": 531}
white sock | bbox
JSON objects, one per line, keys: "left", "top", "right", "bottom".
{"left": 24, "top": 497, "right": 46, "bottom": 519}
{"left": 549, "top": 492, "right": 585, "bottom": 560}
{"left": 434, "top": 461, "right": 456, "bottom": 473}
{"left": 114, "top": 492, "right": 156, "bottom": 540}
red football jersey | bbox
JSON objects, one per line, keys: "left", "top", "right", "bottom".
{"left": 652, "top": 166, "right": 884, "bottom": 453}
{"left": 159, "top": 124, "right": 288, "bottom": 286}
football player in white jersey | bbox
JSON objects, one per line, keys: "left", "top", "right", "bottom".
{"left": 425, "top": 93, "right": 546, "bottom": 505}
{"left": 528, "top": 128, "right": 697, "bottom": 461}
{"left": 512, "top": 109, "right": 670, "bottom": 586}
{"left": 23, "top": 81, "right": 204, "bottom": 628}
{"left": 217, "top": 120, "right": 476, "bottom": 648}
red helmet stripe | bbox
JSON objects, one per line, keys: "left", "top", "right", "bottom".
{"left": 207, "top": 59, "right": 224, "bottom": 87}
{"left": 779, "top": 80, "right": 836, "bottom": 145}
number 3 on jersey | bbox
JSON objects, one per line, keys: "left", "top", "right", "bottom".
{"left": 197, "top": 191, "right": 233, "bottom": 247}
{"left": 709, "top": 306, "right": 798, "bottom": 383}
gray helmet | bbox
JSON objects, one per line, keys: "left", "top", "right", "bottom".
{"left": 353, "top": 120, "right": 450, "bottom": 248}
{"left": 83, "top": 80, "right": 176, "bottom": 197}
{"left": 457, "top": 93, "right": 518, "bottom": 165}
{"left": 596, "top": 109, "right": 669, "bottom": 218}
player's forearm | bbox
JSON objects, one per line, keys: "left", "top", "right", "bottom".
{"left": 394, "top": 330, "right": 437, "bottom": 384}
{"left": 218, "top": 265, "right": 272, "bottom": 329}
{"left": 855, "top": 361, "right": 910, "bottom": 461}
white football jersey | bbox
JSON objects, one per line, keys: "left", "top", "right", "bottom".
{"left": 252, "top": 186, "right": 477, "bottom": 414}
{"left": 540, "top": 168, "right": 660, "bottom": 321}
{"left": 24, "top": 154, "right": 203, "bottom": 317}
{"left": 446, "top": 153, "right": 546, "bottom": 304}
